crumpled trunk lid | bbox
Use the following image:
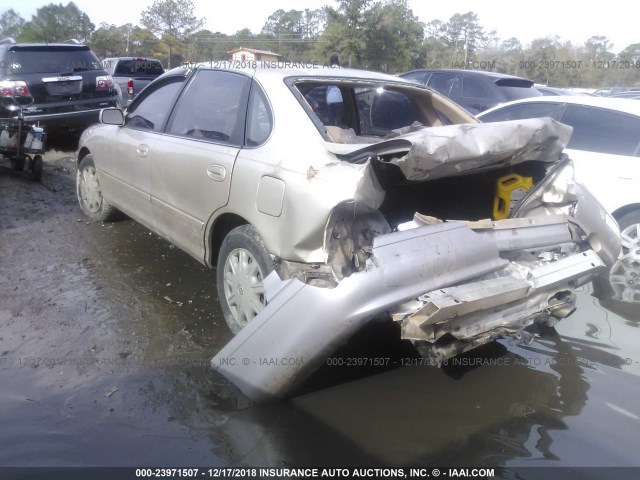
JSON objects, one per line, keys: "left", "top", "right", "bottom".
{"left": 330, "top": 117, "right": 572, "bottom": 182}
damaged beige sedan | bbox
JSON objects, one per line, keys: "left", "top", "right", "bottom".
{"left": 76, "top": 63, "right": 620, "bottom": 400}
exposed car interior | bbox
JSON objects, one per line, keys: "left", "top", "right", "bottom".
{"left": 292, "top": 80, "right": 471, "bottom": 143}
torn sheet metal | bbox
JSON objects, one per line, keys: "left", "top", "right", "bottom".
{"left": 211, "top": 217, "right": 604, "bottom": 401}
{"left": 401, "top": 249, "right": 605, "bottom": 343}
{"left": 212, "top": 221, "right": 509, "bottom": 401}
{"left": 334, "top": 118, "right": 573, "bottom": 181}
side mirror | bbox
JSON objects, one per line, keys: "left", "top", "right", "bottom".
{"left": 100, "top": 108, "right": 125, "bottom": 126}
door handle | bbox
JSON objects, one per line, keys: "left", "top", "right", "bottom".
{"left": 207, "top": 164, "right": 226, "bottom": 182}
{"left": 136, "top": 144, "right": 149, "bottom": 157}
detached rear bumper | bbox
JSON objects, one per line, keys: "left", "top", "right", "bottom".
{"left": 212, "top": 184, "right": 619, "bottom": 401}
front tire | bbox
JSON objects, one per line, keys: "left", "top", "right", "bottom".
{"left": 76, "top": 155, "right": 118, "bottom": 222}
{"left": 216, "top": 225, "right": 273, "bottom": 334}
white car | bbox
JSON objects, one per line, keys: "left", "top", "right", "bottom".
{"left": 479, "top": 96, "right": 640, "bottom": 304}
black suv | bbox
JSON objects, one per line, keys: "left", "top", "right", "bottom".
{"left": 0, "top": 38, "right": 117, "bottom": 134}
{"left": 400, "top": 69, "right": 541, "bottom": 114}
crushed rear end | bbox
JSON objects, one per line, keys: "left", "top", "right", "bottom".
{"left": 212, "top": 117, "right": 620, "bottom": 401}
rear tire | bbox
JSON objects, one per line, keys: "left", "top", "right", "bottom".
{"left": 595, "top": 210, "right": 640, "bottom": 304}
{"left": 76, "top": 155, "right": 118, "bottom": 222}
{"left": 216, "top": 225, "right": 273, "bottom": 334}
{"left": 609, "top": 210, "right": 640, "bottom": 303}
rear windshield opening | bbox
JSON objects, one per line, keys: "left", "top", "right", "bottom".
{"left": 293, "top": 81, "right": 456, "bottom": 144}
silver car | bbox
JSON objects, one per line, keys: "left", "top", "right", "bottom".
{"left": 76, "top": 63, "right": 620, "bottom": 400}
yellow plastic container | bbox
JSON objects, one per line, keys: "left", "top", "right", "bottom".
{"left": 493, "top": 173, "right": 533, "bottom": 220}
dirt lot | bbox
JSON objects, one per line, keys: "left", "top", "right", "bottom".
{"left": 1, "top": 145, "right": 640, "bottom": 476}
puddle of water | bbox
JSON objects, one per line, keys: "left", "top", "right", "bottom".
{"left": 2, "top": 169, "right": 640, "bottom": 472}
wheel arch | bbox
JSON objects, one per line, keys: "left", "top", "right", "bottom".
{"left": 77, "top": 147, "right": 91, "bottom": 167}
{"left": 207, "top": 213, "right": 250, "bottom": 268}
{"left": 612, "top": 203, "right": 640, "bottom": 223}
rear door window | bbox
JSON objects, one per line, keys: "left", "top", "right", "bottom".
{"left": 245, "top": 83, "right": 273, "bottom": 147}
{"left": 166, "top": 70, "right": 250, "bottom": 146}
{"left": 560, "top": 105, "right": 640, "bottom": 156}
{"left": 480, "top": 102, "right": 562, "bottom": 123}
{"left": 427, "top": 73, "right": 460, "bottom": 96}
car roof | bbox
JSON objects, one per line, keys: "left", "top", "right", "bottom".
{"left": 478, "top": 94, "right": 640, "bottom": 117}
{"left": 168, "top": 62, "right": 423, "bottom": 85}
{"left": 401, "top": 69, "right": 530, "bottom": 80}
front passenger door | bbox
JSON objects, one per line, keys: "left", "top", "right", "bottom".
{"left": 99, "top": 76, "right": 185, "bottom": 229}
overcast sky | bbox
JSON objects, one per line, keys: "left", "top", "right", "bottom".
{"left": 7, "top": 0, "right": 639, "bottom": 53}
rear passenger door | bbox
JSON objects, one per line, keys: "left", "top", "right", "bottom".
{"left": 150, "top": 69, "right": 251, "bottom": 260}
{"left": 558, "top": 105, "right": 640, "bottom": 213}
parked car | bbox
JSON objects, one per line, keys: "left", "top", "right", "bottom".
{"left": 0, "top": 37, "right": 117, "bottom": 134}
{"left": 478, "top": 96, "right": 640, "bottom": 304}
{"left": 609, "top": 91, "right": 640, "bottom": 100}
{"left": 76, "top": 63, "right": 619, "bottom": 399}
{"left": 101, "top": 56, "right": 164, "bottom": 107}
{"left": 399, "top": 68, "right": 541, "bottom": 114}
{"left": 593, "top": 87, "right": 640, "bottom": 96}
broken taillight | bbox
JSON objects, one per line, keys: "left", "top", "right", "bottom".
{"left": 96, "top": 75, "right": 114, "bottom": 91}
{"left": 0, "top": 80, "right": 31, "bottom": 97}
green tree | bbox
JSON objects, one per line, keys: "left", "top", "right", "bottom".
{"left": 442, "top": 12, "right": 486, "bottom": 66}
{"left": 19, "top": 2, "right": 94, "bottom": 43}
{"left": 422, "top": 12, "right": 487, "bottom": 69}
{"left": 493, "top": 37, "right": 523, "bottom": 75}
{"left": 184, "top": 29, "right": 226, "bottom": 63}
{"left": 262, "top": 9, "right": 303, "bottom": 38}
{"left": 314, "top": 0, "right": 371, "bottom": 67}
{"left": 422, "top": 19, "right": 449, "bottom": 67}
{"left": 617, "top": 43, "right": 640, "bottom": 85}
{"left": 521, "top": 36, "right": 562, "bottom": 84}
{"left": 579, "top": 35, "right": 615, "bottom": 87}
{"left": 90, "top": 23, "right": 128, "bottom": 58}
{"left": 0, "top": 9, "right": 25, "bottom": 39}
{"left": 128, "top": 26, "right": 163, "bottom": 59}
{"left": 362, "top": 0, "right": 423, "bottom": 72}
{"left": 141, "top": 0, "right": 204, "bottom": 68}
{"left": 618, "top": 43, "right": 640, "bottom": 64}
{"left": 260, "top": 8, "right": 324, "bottom": 61}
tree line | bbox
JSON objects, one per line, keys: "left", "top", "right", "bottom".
{"left": 1, "top": 0, "right": 639, "bottom": 87}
